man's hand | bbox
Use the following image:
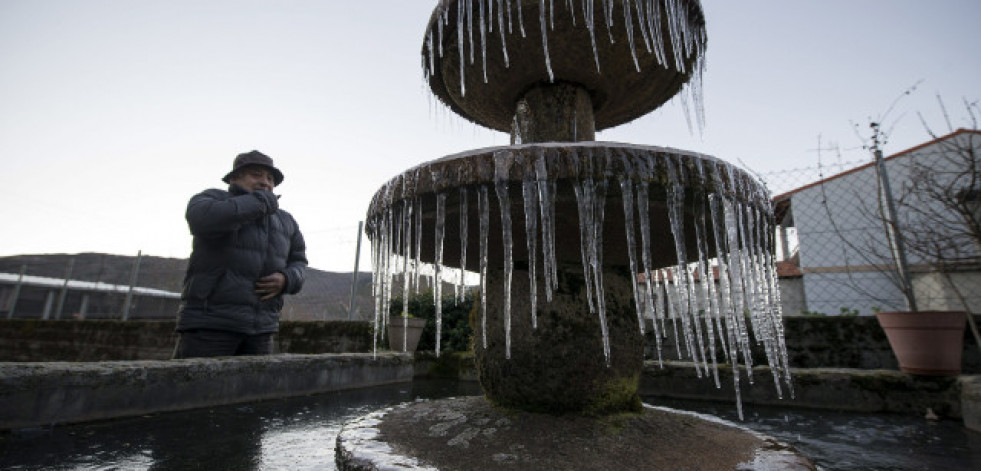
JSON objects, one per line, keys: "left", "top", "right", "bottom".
{"left": 255, "top": 272, "right": 286, "bottom": 301}
{"left": 252, "top": 189, "right": 280, "bottom": 214}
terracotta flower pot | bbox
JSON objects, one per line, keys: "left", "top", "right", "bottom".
{"left": 875, "top": 310, "right": 967, "bottom": 375}
{"left": 387, "top": 316, "right": 427, "bottom": 353}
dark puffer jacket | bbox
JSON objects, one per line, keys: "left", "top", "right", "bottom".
{"left": 176, "top": 184, "right": 307, "bottom": 335}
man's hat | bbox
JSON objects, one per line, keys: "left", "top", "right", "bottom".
{"left": 222, "top": 150, "right": 285, "bottom": 185}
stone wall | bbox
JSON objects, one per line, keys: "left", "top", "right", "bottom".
{"left": 2, "top": 316, "right": 978, "bottom": 373}
{"left": 0, "top": 319, "right": 373, "bottom": 362}
{"left": 648, "top": 315, "right": 981, "bottom": 374}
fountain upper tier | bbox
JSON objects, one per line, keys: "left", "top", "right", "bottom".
{"left": 423, "top": 0, "right": 706, "bottom": 134}
{"left": 366, "top": 143, "right": 770, "bottom": 271}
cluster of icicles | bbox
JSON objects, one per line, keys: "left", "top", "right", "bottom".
{"left": 423, "top": 0, "right": 707, "bottom": 129}
{"left": 368, "top": 146, "right": 793, "bottom": 418}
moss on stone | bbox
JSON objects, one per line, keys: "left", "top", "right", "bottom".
{"left": 583, "top": 374, "right": 643, "bottom": 417}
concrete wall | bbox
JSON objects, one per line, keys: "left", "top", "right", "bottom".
{"left": 0, "top": 353, "right": 412, "bottom": 430}
{"left": 0, "top": 319, "right": 374, "bottom": 362}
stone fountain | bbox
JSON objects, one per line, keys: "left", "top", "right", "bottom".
{"left": 337, "top": 1, "right": 812, "bottom": 469}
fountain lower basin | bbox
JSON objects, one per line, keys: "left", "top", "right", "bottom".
{"left": 335, "top": 396, "right": 816, "bottom": 470}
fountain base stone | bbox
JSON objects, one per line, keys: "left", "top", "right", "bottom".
{"left": 335, "top": 396, "right": 816, "bottom": 470}
{"left": 476, "top": 267, "right": 645, "bottom": 415}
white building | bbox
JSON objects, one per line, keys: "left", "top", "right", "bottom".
{"left": 772, "top": 129, "right": 981, "bottom": 315}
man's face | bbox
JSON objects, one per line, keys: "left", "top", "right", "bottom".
{"left": 229, "top": 165, "right": 276, "bottom": 192}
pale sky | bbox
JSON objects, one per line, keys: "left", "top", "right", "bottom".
{"left": 1, "top": 0, "right": 978, "bottom": 272}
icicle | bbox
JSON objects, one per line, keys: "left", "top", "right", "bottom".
{"left": 592, "top": 177, "right": 611, "bottom": 366}
{"left": 414, "top": 196, "right": 423, "bottom": 296}
{"left": 574, "top": 180, "right": 596, "bottom": 313}
{"left": 549, "top": 0, "right": 555, "bottom": 30}
{"left": 458, "top": 0, "right": 467, "bottom": 96}
{"left": 426, "top": 32, "right": 435, "bottom": 76}
{"left": 619, "top": 173, "right": 645, "bottom": 334}
{"left": 516, "top": 0, "right": 527, "bottom": 37}
{"left": 575, "top": 176, "right": 611, "bottom": 366}
{"left": 468, "top": 0, "right": 475, "bottom": 64}
{"left": 622, "top": 0, "right": 641, "bottom": 72}
{"left": 649, "top": 0, "right": 667, "bottom": 67}
{"left": 434, "top": 192, "right": 447, "bottom": 357}
{"left": 497, "top": 0, "right": 510, "bottom": 67}
{"left": 382, "top": 208, "right": 395, "bottom": 350}
{"left": 664, "top": 156, "right": 707, "bottom": 376}
{"left": 370, "top": 221, "right": 382, "bottom": 358}
{"left": 663, "top": 268, "right": 682, "bottom": 360}
{"left": 692, "top": 163, "right": 723, "bottom": 387}
{"left": 636, "top": 179, "right": 662, "bottom": 366}
{"left": 633, "top": 0, "right": 652, "bottom": 53}
{"left": 535, "top": 151, "right": 557, "bottom": 302}
{"left": 401, "top": 201, "right": 413, "bottom": 352}
{"left": 494, "top": 153, "right": 515, "bottom": 358}
{"left": 458, "top": 187, "right": 469, "bottom": 304}
{"left": 479, "top": 184, "right": 490, "bottom": 349}
{"left": 539, "top": 0, "right": 555, "bottom": 81}
{"left": 480, "top": 0, "right": 489, "bottom": 83}
{"left": 522, "top": 177, "right": 540, "bottom": 328}
{"left": 603, "top": 0, "right": 615, "bottom": 44}
{"left": 437, "top": 8, "right": 445, "bottom": 59}
{"left": 722, "top": 196, "right": 754, "bottom": 381}
{"left": 585, "top": 0, "right": 601, "bottom": 73}
{"left": 488, "top": 0, "right": 495, "bottom": 33}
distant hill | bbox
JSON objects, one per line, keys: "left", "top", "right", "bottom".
{"left": 0, "top": 253, "right": 375, "bottom": 322}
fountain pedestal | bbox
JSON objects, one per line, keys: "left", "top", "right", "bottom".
{"left": 476, "top": 267, "right": 643, "bottom": 415}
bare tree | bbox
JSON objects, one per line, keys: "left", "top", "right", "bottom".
{"left": 816, "top": 96, "right": 980, "bottom": 350}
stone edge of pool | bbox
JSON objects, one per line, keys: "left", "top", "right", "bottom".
{"left": 0, "top": 353, "right": 413, "bottom": 430}
{"left": 1, "top": 353, "right": 979, "bottom": 433}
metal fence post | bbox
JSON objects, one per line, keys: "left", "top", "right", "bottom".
{"left": 348, "top": 221, "right": 364, "bottom": 321}
{"left": 54, "top": 257, "right": 74, "bottom": 320}
{"left": 121, "top": 250, "right": 142, "bottom": 320}
{"left": 6, "top": 264, "right": 26, "bottom": 319}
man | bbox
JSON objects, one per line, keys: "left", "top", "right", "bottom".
{"left": 173, "top": 150, "right": 307, "bottom": 358}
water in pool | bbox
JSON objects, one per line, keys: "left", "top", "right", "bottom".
{"left": 1, "top": 381, "right": 978, "bottom": 470}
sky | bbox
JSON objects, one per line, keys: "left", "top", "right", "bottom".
{"left": 1, "top": 0, "right": 978, "bottom": 272}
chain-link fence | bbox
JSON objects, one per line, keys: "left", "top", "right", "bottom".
{"left": 0, "top": 253, "right": 184, "bottom": 320}
{"left": 0, "top": 253, "right": 374, "bottom": 322}
{"left": 762, "top": 129, "right": 980, "bottom": 317}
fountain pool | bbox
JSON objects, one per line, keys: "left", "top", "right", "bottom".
{"left": 1, "top": 380, "right": 976, "bottom": 470}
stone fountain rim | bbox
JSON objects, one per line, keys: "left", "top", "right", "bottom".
{"left": 365, "top": 141, "right": 768, "bottom": 219}
{"left": 334, "top": 397, "right": 813, "bottom": 471}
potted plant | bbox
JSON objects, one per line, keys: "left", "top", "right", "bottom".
{"left": 388, "top": 313, "right": 427, "bottom": 353}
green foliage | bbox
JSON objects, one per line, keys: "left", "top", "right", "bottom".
{"left": 838, "top": 307, "right": 860, "bottom": 317}
{"left": 389, "top": 290, "right": 475, "bottom": 353}
{"left": 801, "top": 307, "right": 860, "bottom": 317}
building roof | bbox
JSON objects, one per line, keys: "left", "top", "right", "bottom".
{"left": 0, "top": 272, "right": 180, "bottom": 299}
{"left": 636, "top": 259, "right": 802, "bottom": 283}
{"left": 770, "top": 128, "right": 980, "bottom": 225}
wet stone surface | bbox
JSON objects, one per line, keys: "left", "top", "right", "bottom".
{"left": 364, "top": 396, "right": 815, "bottom": 470}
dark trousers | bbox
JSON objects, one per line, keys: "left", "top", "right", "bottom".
{"left": 172, "top": 329, "right": 274, "bottom": 359}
